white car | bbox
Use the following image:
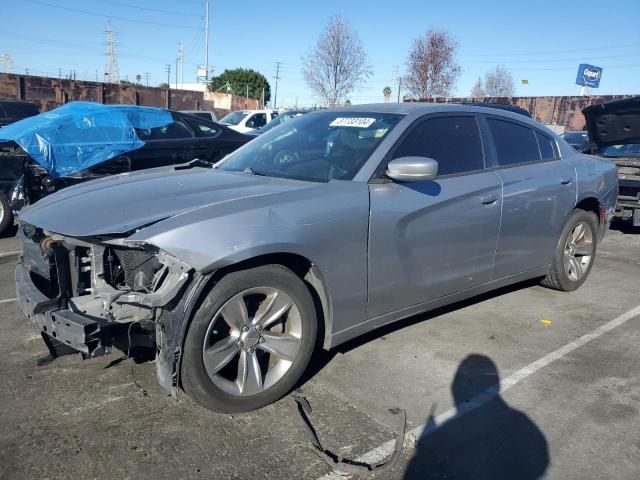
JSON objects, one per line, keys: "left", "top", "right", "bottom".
{"left": 219, "top": 109, "right": 278, "bottom": 133}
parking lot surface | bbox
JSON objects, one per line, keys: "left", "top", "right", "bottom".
{"left": 0, "top": 225, "right": 639, "bottom": 479}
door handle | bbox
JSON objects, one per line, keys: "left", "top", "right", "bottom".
{"left": 481, "top": 194, "right": 498, "bottom": 205}
{"left": 560, "top": 177, "right": 573, "bottom": 185}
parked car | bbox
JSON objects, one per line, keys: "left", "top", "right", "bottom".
{"left": 0, "top": 100, "right": 39, "bottom": 127}
{"left": 15, "top": 103, "right": 617, "bottom": 412}
{"left": 219, "top": 109, "right": 278, "bottom": 133}
{"left": 247, "top": 109, "right": 311, "bottom": 136}
{"left": 583, "top": 97, "right": 640, "bottom": 226}
{"left": 560, "top": 130, "right": 590, "bottom": 152}
{"left": 0, "top": 102, "right": 251, "bottom": 234}
{"left": 181, "top": 109, "right": 218, "bottom": 122}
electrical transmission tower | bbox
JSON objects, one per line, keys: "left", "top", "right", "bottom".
{"left": 104, "top": 21, "right": 120, "bottom": 84}
{"left": 0, "top": 54, "right": 12, "bottom": 73}
{"left": 273, "top": 61, "right": 282, "bottom": 109}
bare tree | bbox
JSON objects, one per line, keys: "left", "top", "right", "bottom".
{"left": 470, "top": 77, "right": 484, "bottom": 98}
{"left": 403, "top": 30, "right": 461, "bottom": 100}
{"left": 483, "top": 66, "right": 515, "bottom": 97}
{"left": 301, "top": 15, "right": 372, "bottom": 106}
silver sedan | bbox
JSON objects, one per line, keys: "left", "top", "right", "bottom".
{"left": 16, "top": 103, "right": 618, "bottom": 412}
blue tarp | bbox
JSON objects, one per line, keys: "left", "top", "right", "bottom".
{"left": 0, "top": 101, "right": 172, "bottom": 178}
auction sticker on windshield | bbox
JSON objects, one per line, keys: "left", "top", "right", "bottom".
{"left": 330, "top": 117, "right": 376, "bottom": 128}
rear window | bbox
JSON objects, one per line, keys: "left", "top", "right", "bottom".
{"left": 536, "top": 131, "right": 556, "bottom": 159}
{"left": 487, "top": 118, "right": 540, "bottom": 166}
{"left": 191, "top": 112, "right": 212, "bottom": 120}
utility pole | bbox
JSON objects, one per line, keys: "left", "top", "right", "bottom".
{"left": 273, "top": 61, "right": 282, "bottom": 109}
{"left": 104, "top": 21, "right": 120, "bottom": 84}
{"left": 165, "top": 64, "right": 171, "bottom": 88}
{"left": 178, "top": 41, "right": 184, "bottom": 89}
{"left": 144, "top": 72, "right": 151, "bottom": 87}
{"left": 204, "top": 1, "right": 210, "bottom": 81}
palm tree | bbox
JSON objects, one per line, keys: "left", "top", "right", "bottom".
{"left": 135, "top": 74, "right": 142, "bottom": 84}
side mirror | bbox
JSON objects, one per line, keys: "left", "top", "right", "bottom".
{"left": 386, "top": 156, "right": 438, "bottom": 182}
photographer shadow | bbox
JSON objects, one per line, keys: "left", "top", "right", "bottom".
{"left": 404, "top": 354, "right": 549, "bottom": 480}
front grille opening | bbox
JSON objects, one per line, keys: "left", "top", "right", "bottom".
{"left": 104, "top": 247, "right": 161, "bottom": 292}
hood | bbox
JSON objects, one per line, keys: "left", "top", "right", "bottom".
{"left": 582, "top": 97, "right": 640, "bottom": 148}
{"left": 19, "top": 165, "right": 317, "bottom": 237}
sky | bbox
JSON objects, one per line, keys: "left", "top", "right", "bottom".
{"left": 2, "top": 0, "right": 639, "bottom": 107}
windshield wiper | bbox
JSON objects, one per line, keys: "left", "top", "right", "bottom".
{"left": 243, "top": 167, "right": 270, "bottom": 176}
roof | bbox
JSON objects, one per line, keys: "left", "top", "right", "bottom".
{"left": 324, "top": 102, "right": 540, "bottom": 126}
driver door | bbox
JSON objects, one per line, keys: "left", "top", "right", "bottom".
{"left": 367, "top": 114, "right": 502, "bottom": 321}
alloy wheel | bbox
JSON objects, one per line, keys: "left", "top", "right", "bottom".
{"left": 563, "top": 221, "right": 594, "bottom": 281}
{"left": 202, "top": 287, "right": 302, "bottom": 396}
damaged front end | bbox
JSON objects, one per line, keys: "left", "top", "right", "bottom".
{"left": 16, "top": 222, "right": 194, "bottom": 394}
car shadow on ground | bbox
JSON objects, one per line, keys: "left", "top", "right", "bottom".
{"left": 402, "top": 354, "right": 549, "bottom": 479}
{"left": 299, "top": 278, "right": 541, "bottom": 386}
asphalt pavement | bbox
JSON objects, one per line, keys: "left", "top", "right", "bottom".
{"left": 0, "top": 224, "right": 638, "bottom": 479}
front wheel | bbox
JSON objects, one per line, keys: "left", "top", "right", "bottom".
{"left": 541, "top": 209, "right": 598, "bottom": 291}
{"left": 181, "top": 264, "right": 317, "bottom": 412}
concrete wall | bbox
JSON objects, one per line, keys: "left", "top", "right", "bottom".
{"left": 204, "top": 92, "right": 259, "bottom": 111}
{"left": 0, "top": 73, "right": 256, "bottom": 118}
{"left": 414, "top": 95, "right": 637, "bottom": 131}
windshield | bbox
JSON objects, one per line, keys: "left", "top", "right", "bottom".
{"left": 219, "top": 111, "right": 403, "bottom": 182}
{"left": 220, "top": 111, "right": 250, "bottom": 125}
{"left": 598, "top": 144, "right": 640, "bottom": 158}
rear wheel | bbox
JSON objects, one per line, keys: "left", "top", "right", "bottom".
{"left": 182, "top": 264, "right": 316, "bottom": 412}
{"left": 541, "top": 209, "right": 598, "bottom": 291}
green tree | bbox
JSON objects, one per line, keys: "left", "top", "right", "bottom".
{"left": 208, "top": 68, "right": 271, "bottom": 102}
{"left": 158, "top": 82, "right": 169, "bottom": 89}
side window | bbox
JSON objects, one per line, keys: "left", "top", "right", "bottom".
{"left": 535, "top": 131, "right": 556, "bottom": 159}
{"left": 136, "top": 119, "right": 193, "bottom": 140}
{"left": 247, "top": 113, "right": 267, "bottom": 128}
{"left": 487, "top": 118, "right": 540, "bottom": 166}
{"left": 392, "top": 116, "right": 485, "bottom": 176}
{"left": 193, "top": 120, "right": 219, "bottom": 137}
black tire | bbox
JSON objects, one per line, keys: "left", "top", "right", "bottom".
{"left": 541, "top": 209, "right": 598, "bottom": 291}
{"left": 0, "top": 193, "right": 13, "bottom": 236}
{"left": 181, "top": 264, "right": 317, "bottom": 413}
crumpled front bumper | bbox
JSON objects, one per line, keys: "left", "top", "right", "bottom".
{"left": 16, "top": 263, "right": 112, "bottom": 357}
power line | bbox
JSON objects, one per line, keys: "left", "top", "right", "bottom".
{"left": 26, "top": 0, "right": 204, "bottom": 30}
{"left": 0, "top": 30, "right": 202, "bottom": 67}
{"left": 461, "top": 53, "right": 640, "bottom": 65}
{"left": 96, "top": 0, "right": 203, "bottom": 17}
{"left": 463, "top": 42, "right": 640, "bottom": 58}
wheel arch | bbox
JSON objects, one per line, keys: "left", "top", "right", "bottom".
{"left": 178, "top": 252, "right": 333, "bottom": 365}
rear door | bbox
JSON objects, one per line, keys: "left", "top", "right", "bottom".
{"left": 184, "top": 117, "right": 246, "bottom": 163}
{"left": 368, "top": 114, "right": 503, "bottom": 320}
{"left": 484, "top": 115, "right": 577, "bottom": 279}
{"left": 132, "top": 116, "right": 197, "bottom": 169}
